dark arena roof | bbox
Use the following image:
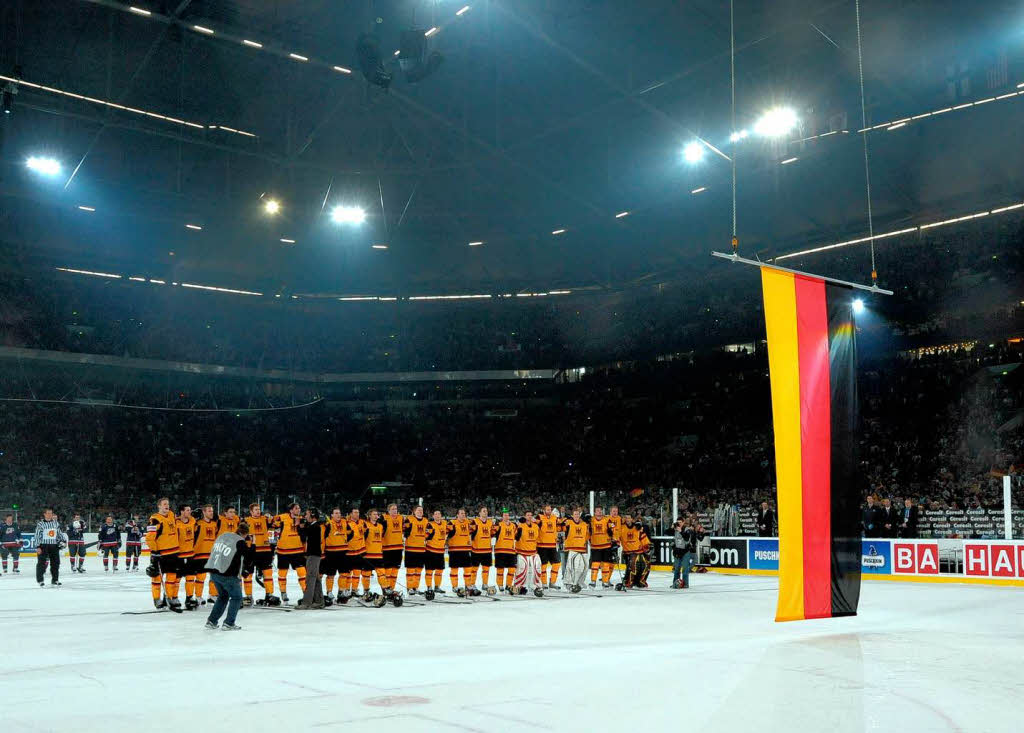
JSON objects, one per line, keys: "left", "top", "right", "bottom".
{"left": 1, "top": 0, "right": 1022, "bottom": 305}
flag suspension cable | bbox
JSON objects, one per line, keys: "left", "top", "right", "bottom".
{"left": 730, "top": 0, "right": 738, "bottom": 255}
{"left": 710, "top": 252, "right": 893, "bottom": 295}
{"left": 854, "top": 0, "right": 878, "bottom": 287}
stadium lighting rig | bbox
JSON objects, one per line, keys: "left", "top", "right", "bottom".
{"left": 330, "top": 205, "right": 366, "bottom": 225}
{"left": 682, "top": 141, "right": 705, "bottom": 163}
{"left": 26, "top": 156, "right": 62, "bottom": 176}
{"left": 754, "top": 107, "right": 799, "bottom": 137}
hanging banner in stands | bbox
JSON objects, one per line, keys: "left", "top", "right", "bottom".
{"left": 748, "top": 539, "right": 780, "bottom": 570}
{"left": 860, "top": 540, "right": 891, "bottom": 574}
{"left": 702, "top": 538, "right": 747, "bottom": 569}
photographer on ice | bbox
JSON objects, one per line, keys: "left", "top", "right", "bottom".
{"left": 672, "top": 516, "right": 704, "bottom": 589}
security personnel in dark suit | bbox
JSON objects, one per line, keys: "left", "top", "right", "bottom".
{"left": 862, "top": 495, "right": 883, "bottom": 538}
{"left": 898, "top": 498, "right": 919, "bottom": 538}
{"left": 879, "top": 498, "right": 901, "bottom": 538}
{"left": 756, "top": 502, "right": 776, "bottom": 537}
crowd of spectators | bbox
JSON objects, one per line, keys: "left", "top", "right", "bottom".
{"left": 0, "top": 341, "right": 1019, "bottom": 538}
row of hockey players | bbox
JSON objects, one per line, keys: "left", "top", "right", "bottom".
{"left": 1, "top": 512, "right": 147, "bottom": 576}
{"left": 64, "top": 514, "right": 145, "bottom": 573}
{"left": 144, "top": 500, "right": 652, "bottom": 611}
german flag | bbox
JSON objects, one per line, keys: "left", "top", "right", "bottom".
{"left": 761, "top": 266, "right": 861, "bottom": 622}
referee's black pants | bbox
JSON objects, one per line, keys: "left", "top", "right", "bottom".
{"left": 36, "top": 544, "right": 61, "bottom": 583}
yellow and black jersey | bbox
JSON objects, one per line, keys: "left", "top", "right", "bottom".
{"left": 193, "top": 518, "right": 218, "bottom": 558}
{"left": 146, "top": 512, "right": 178, "bottom": 556}
{"left": 176, "top": 517, "right": 196, "bottom": 558}
{"left": 607, "top": 515, "right": 622, "bottom": 544}
{"left": 515, "top": 521, "right": 540, "bottom": 555}
{"left": 589, "top": 516, "right": 613, "bottom": 550}
{"left": 365, "top": 520, "right": 384, "bottom": 559}
{"left": 346, "top": 519, "right": 367, "bottom": 556}
{"left": 218, "top": 514, "right": 241, "bottom": 535}
{"left": 273, "top": 513, "right": 305, "bottom": 555}
{"left": 619, "top": 524, "right": 647, "bottom": 553}
{"left": 248, "top": 515, "right": 271, "bottom": 551}
{"left": 324, "top": 519, "right": 349, "bottom": 552}
{"left": 404, "top": 516, "right": 429, "bottom": 551}
{"left": 425, "top": 520, "right": 448, "bottom": 553}
{"left": 470, "top": 518, "right": 495, "bottom": 552}
{"left": 562, "top": 519, "right": 590, "bottom": 552}
{"left": 447, "top": 518, "right": 472, "bottom": 552}
{"left": 537, "top": 515, "right": 560, "bottom": 548}
{"left": 493, "top": 521, "right": 517, "bottom": 554}
{"left": 382, "top": 514, "right": 405, "bottom": 551}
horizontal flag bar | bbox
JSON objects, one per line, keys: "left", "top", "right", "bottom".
{"left": 710, "top": 251, "right": 893, "bottom": 295}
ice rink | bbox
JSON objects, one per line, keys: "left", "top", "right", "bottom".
{"left": 2, "top": 561, "right": 1020, "bottom": 733}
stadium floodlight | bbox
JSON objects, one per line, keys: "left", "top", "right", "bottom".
{"left": 263, "top": 198, "right": 281, "bottom": 215}
{"left": 331, "top": 205, "right": 366, "bottom": 225}
{"left": 26, "top": 156, "right": 62, "bottom": 176}
{"left": 729, "top": 130, "right": 749, "bottom": 143}
{"left": 852, "top": 298, "right": 865, "bottom": 314}
{"left": 683, "top": 141, "right": 704, "bottom": 163}
{"left": 754, "top": 107, "right": 798, "bottom": 137}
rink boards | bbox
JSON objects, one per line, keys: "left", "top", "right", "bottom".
{"left": 689, "top": 535, "right": 1024, "bottom": 586}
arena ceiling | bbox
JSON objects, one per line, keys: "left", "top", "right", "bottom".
{"left": 0, "top": 0, "right": 1022, "bottom": 296}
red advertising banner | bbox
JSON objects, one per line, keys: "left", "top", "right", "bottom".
{"left": 964, "top": 542, "right": 1024, "bottom": 578}
{"left": 892, "top": 542, "right": 939, "bottom": 575}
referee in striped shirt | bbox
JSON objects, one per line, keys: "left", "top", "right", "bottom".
{"left": 35, "top": 508, "right": 67, "bottom": 586}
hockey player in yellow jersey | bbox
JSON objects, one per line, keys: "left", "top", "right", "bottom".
{"left": 381, "top": 504, "right": 405, "bottom": 597}
{"left": 272, "top": 503, "right": 307, "bottom": 603}
{"left": 537, "top": 505, "right": 561, "bottom": 590}
{"left": 446, "top": 508, "right": 474, "bottom": 597}
{"left": 176, "top": 504, "right": 199, "bottom": 610}
{"left": 145, "top": 498, "right": 181, "bottom": 612}
{"left": 322, "top": 508, "right": 350, "bottom": 606}
{"left": 492, "top": 511, "right": 517, "bottom": 591}
{"left": 470, "top": 506, "right": 496, "bottom": 594}
{"left": 561, "top": 507, "right": 590, "bottom": 593}
{"left": 403, "top": 506, "right": 430, "bottom": 595}
{"left": 618, "top": 514, "right": 651, "bottom": 589}
{"left": 246, "top": 503, "right": 278, "bottom": 606}
{"left": 192, "top": 505, "right": 219, "bottom": 605}
{"left": 423, "top": 510, "right": 449, "bottom": 600}
{"left": 588, "top": 506, "right": 615, "bottom": 588}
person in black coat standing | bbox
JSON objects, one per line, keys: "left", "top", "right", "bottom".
{"left": 296, "top": 509, "right": 325, "bottom": 610}
{"left": 756, "top": 502, "right": 776, "bottom": 537}
{"left": 878, "top": 498, "right": 900, "bottom": 538}
{"left": 862, "top": 495, "right": 882, "bottom": 538}
{"left": 898, "top": 498, "right": 919, "bottom": 538}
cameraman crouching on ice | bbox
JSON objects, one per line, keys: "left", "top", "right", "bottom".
{"left": 672, "top": 517, "right": 704, "bottom": 589}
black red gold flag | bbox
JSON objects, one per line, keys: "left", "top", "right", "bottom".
{"left": 761, "top": 267, "right": 861, "bottom": 622}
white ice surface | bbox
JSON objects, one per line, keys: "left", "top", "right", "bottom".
{"left": 1, "top": 560, "right": 1021, "bottom": 733}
